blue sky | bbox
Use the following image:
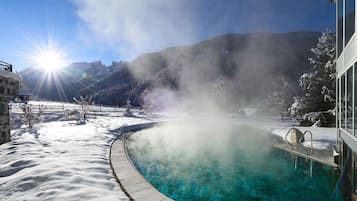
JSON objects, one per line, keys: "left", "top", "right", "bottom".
{"left": 0, "top": 0, "right": 335, "bottom": 71}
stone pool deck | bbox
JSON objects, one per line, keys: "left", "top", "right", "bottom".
{"left": 110, "top": 134, "right": 173, "bottom": 201}
{"left": 260, "top": 126, "right": 338, "bottom": 168}
{"left": 273, "top": 142, "right": 337, "bottom": 168}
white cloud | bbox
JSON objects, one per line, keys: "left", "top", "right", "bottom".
{"left": 73, "top": 0, "right": 198, "bottom": 60}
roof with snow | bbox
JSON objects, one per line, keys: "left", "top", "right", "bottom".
{"left": 0, "top": 69, "right": 22, "bottom": 82}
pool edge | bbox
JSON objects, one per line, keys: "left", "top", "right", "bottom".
{"left": 110, "top": 123, "right": 174, "bottom": 201}
{"left": 272, "top": 143, "right": 338, "bottom": 168}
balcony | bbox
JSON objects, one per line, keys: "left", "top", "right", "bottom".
{"left": 0, "top": 60, "right": 12, "bottom": 72}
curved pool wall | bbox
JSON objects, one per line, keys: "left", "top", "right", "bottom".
{"left": 126, "top": 124, "right": 344, "bottom": 201}
{"left": 110, "top": 122, "right": 173, "bottom": 201}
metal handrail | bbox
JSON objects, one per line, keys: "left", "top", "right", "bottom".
{"left": 300, "top": 130, "right": 313, "bottom": 155}
{"left": 285, "top": 127, "right": 313, "bottom": 155}
{"left": 284, "top": 127, "right": 296, "bottom": 149}
{"left": 285, "top": 128, "right": 314, "bottom": 178}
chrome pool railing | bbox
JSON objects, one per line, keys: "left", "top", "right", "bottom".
{"left": 285, "top": 127, "right": 314, "bottom": 155}
{"left": 284, "top": 127, "right": 296, "bottom": 149}
{"left": 300, "top": 130, "right": 313, "bottom": 155}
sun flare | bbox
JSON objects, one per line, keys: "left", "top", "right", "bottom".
{"left": 30, "top": 40, "right": 69, "bottom": 73}
{"left": 35, "top": 48, "right": 66, "bottom": 73}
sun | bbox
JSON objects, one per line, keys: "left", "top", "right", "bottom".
{"left": 23, "top": 37, "right": 72, "bottom": 100}
{"left": 35, "top": 47, "right": 67, "bottom": 73}
{"left": 28, "top": 39, "right": 69, "bottom": 74}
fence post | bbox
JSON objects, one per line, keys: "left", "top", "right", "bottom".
{"left": 0, "top": 99, "right": 11, "bottom": 145}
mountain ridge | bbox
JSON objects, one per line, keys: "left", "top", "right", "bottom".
{"left": 21, "top": 31, "right": 322, "bottom": 107}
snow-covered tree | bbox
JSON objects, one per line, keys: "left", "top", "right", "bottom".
{"left": 211, "top": 76, "right": 227, "bottom": 105}
{"left": 124, "top": 99, "right": 134, "bottom": 117}
{"left": 266, "top": 74, "right": 290, "bottom": 118}
{"left": 20, "top": 104, "right": 40, "bottom": 128}
{"left": 289, "top": 31, "right": 336, "bottom": 124}
{"left": 73, "top": 95, "right": 93, "bottom": 121}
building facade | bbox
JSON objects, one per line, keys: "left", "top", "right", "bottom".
{"left": 0, "top": 68, "right": 21, "bottom": 145}
{"left": 336, "top": 0, "right": 357, "bottom": 200}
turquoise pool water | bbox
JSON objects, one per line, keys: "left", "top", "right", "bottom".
{"left": 127, "top": 125, "right": 343, "bottom": 201}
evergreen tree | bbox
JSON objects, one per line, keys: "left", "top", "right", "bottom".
{"left": 266, "top": 73, "right": 290, "bottom": 118}
{"left": 289, "top": 31, "right": 336, "bottom": 119}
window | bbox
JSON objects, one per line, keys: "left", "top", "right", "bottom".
{"left": 0, "top": 103, "right": 4, "bottom": 115}
{"left": 346, "top": 0, "right": 355, "bottom": 45}
{"left": 354, "top": 153, "right": 357, "bottom": 195}
{"left": 338, "top": 78, "right": 340, "bottom": 129}
{"left": 347, "top": 67, "right": 353, "bottom": 133}
{"left": 338, "top": 0, "right": 344, "bottom": 56}
{"left": 355, "top": 65, "right": 357, "bottom": 136}
{"left": 342, "top": 74, "right": 346, "bottom": 129}
{"left": 342, "top": 144, "right": 353, "bottom": 200}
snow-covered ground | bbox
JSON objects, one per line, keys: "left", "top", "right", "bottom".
{"left": 0, "top": 101, "right": 337, "bottom": 201}
{"left": 256, "top": 120, "right": 336, "bottom": 150}
{"left": 1, "top": 101, "right": 152, "bottom": 201}
{"left": 268, "top": 126, "right": 336, "bottom": 150}
{"left": 231, "top": 115, "right": 337, "bottom": 150}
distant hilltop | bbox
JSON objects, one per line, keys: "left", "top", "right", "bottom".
{"left": 65, "top": 60, "right": 127, "bottom": 77}
{"left": 19, "top": 60, "right": 128, "bottom": 101}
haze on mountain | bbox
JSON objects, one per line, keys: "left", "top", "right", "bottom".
{"left": 20, "top": 31, "right": 321, "bottom": 110}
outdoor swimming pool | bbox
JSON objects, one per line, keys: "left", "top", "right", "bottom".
{"left": 126, "top": 125, "right": 343, "bottom": 201}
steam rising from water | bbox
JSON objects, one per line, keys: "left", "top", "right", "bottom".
{"left": 74, "top": 2, "right": 275, "bottom": 156}
{"left": 73, "top": 0, "right": 315, "bottom": 115}
{"left": 127, "top": 125, "right": 338, "bottom": 201}
{"left": 73, "top": 1, "right": 311, "bottom": 143}
{"left": 129, "top": 121, "right": 274, "bottom": 165}
{"left": 74, "top": 0, "right": 197, "bottom": 59}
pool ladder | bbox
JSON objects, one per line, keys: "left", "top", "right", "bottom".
{"left": 285, "top": 128, "right": 314, "bottom": 177}
{"left": 284, "top": 128, "right": 313, "bottom": 155}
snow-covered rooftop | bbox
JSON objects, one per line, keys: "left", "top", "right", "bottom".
{"left": 0, "top": 69, "right": 22, "bottom": 82}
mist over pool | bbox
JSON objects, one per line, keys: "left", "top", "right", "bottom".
{"left": 127, "top": 124, "right": 341, "bottom": 201}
